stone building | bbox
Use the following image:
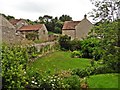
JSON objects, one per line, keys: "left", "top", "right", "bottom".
{"left": 17, "top": 24, "right": 48, "bottom": 41}
{"left": 0, "top": 14, "right": 23, "bottom": 44}
{"left": 62, "top": 15, "right": 93, "bottom": 40}
{"left": 9, "top": 19, "right": 28, "bottom": 29}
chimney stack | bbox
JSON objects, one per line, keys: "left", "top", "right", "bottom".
{"left": 84, "top": 14, "right": 87, "bottom": 19}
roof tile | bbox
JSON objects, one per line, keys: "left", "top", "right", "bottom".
{"left": 9, "top": 19, "right": 22, "bottom": 25}
{"left": 18, "top": 24, "right": 43, "bottom": 31}
{"left": 62, "top": 21, "right": 80, "bottom": 30}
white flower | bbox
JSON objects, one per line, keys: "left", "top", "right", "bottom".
{"left": 38, "top": 85, "right": 40, "bottom": 87}
{"left": 43, "top": 79, "right": 46, "bottom": 81}
{"left": 35, "top": 82, "right": 37, "bottom": 84}
{"left": 24, "top": 71, "right": 26, "bottom": 74}
{"left": 52, "top": 84, "right": 54, "bottom": 86}
{"left": 53, "top": 79, "right": 56, "bottom": 81}
{"left": 32, "top": 81, "right": 35, "bottom": 83}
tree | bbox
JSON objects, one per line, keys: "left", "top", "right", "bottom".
{"left": 43, "top": 15, "right": 52, "bottom": 22}
{"left": 38, "top": 16, "right": 45, "bottom": 23}
{"left": 89, "top": 0, "right": 120, "bottom": 72}
{"left": 37, "top": 15, "right": 72, "bottom": 33}
{"left": 58, "top": 35, "right": 71, "bottom": 50}
{"left": 59, "top": 15, "right": 72, "bottom": 22}
{"left": 90, "top": 0, "right": 120, "bottom": 22}
{"left": 0, "top": 13, "right": 15, "bottom": 20}
{"left": 6, "top": 15, "right": 15, "bottom": 20}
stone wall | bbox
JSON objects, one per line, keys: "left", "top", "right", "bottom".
{"left": 62, "top": 30, "right": 75, "bottom": 40}
{"left": 38, "top": 24, "right": 48, "bottom": 41}
{"left": 75, "top": 19, "right": 93, "bottom": 40}
{"left": 0, "top": 15, "right": 24, "bottom": 44}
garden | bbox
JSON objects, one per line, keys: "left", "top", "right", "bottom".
{"left": 1, "top": 0, "right": 120, "bottom": 89}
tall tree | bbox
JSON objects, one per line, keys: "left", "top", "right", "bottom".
{"left": 89, "top": 0, "right": 120, "bottom": 72}
{"left": 0, "top": 13, "right": 15, "bottom": 20}
{"left": 38, "top": 16, "right": 44, "bottom": 23}
{"left": 59, "top": 15, "right": 72, "bottom": 22}
{"left": 90, "top": 0, "right": 120, "bottom": 22}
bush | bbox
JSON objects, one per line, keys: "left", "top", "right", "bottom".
{"left": 26, "top": 70, "right": 64, "bottom": 89}
{"left": 2, "top": 45, "right": 28, "bottom": 88}
{"left": 72, "top": 68, "right": 89, "bottom": 78}
{"left": 72, "top": 65, "right": 116, "bottom": 78}
{"left": 80, "top": 38, "right": 101, "bottom": 59}
{"left": 26, "top": 32, "right": 39, "bottom": 41}
{"left": 27, "top": 46, "right": 38, "bottom": 59}
{"left": 26, "top": 69, "right": 81, "bottom": 89}
{"left": 69, "top": 40, "right": 81, "bottom": 51}
{"left": 58, "top": 35, "right": 71, "bottom": 50}
{"left": 71, "top": 51, "right": 83, "bottom": 58}
{"left": 59, "top": 35, "right": 82, "bottom": 51}
{"left": 63, "top": 75, "right": 80, "bottom": 89}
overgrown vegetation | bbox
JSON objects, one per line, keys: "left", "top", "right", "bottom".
{"left": 1, "top": 0, "right": 120, "bottom": 89}
{"left": 1, "top": 44, "right": 87, "bottom": 89}
{"left": 2, "top": 45, "right": 28, "bottom": 88}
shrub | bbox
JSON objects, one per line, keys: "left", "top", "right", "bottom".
{"left": 27, "top": 46, "right": 38, "bottom": 59}
{"left": 26, "top": 32, "right": 39, "bottom": 41}
{"left": 2, "top": 45, "right": 28, "bottom": 88}
{"left": 69, "top": 40, "right": 81, "bottom": 51}
{"left": 63, "top": 75, "right": 80, "bottom": 89}
{"left": 80, "top": 38, "right": 101, "bottom": 59}
{"left": 71, "top": 51, "right": 83, "bottom": 58}
{"left": 72, "top": 68, "right": 89, "bottom": 78}
{"left": 72, "top": 65, "right": 116, "bottom": 78}
{"left": 58, "top": 35, "right": 71, "bottom": 50}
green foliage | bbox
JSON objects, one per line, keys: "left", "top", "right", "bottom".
{"left": 89, "top": 21, "right": 120, "bottom": 72}
{"left": 90, "top": 0, "right": 120, "bottom": 21}
{"left": 89, "top": 0, "right": 120, "bottom": 73}
{"left": 72, "top": 65, "right": 116, "bottom": 78}
{"left": 69, "top": 39, "right": 81, "bottom": 51}
{"left": 34, "top": 39, "right": 43, "bottom": 43}
{"left": 38, "top": 15, "right": 66, "bottom": 34}
{"left": 59, "top": 14, "right": 72, "bottom": 22}
{"left": 63, "top": 75, "right": 80, "bottom": 89}
{"left": 0, "top": 13, "right": 15, "bottom": 20}
{"left": 27, "top": 46, "right": 38, "bottom": 59}
{"left": 80, "top": 38, "right": 102, "bottom": 60}
{"left": 58, "top": 35, "right": 71, "bottom": 50}
{"left": 2, "top": 45, "right": 28, "bottom": 88}
{"left": 72, "top": 68, "right": 89, "bottom": 78}
{"left": 59, "top": 35, "right": 82, "bottom": 51}
{"left": 71, "top": 51, "right": 82, "bottom": 58}
{"left": 26, "top": 70, "right": 80, "bottom": 89}
{"left": 26, "top": 32, "right": 39, "bottom": 41}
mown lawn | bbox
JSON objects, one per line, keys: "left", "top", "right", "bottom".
{"left": 87, "top": 73, "right": 119, "bottom": 88}
{"left": 28, "top": 51, "right": 91, "bottom": 74}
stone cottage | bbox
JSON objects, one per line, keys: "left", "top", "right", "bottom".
{"left": 62, "top": 15, "right": 93, "bottom": 40}
{"left": 9, "top": 19, "right": 28, "bottom": 29}
{"left": 17, "top": 24, "right": 48, "bottom": 41}
{"left": 0, "top": 14, "right": 23, "bottom": 44}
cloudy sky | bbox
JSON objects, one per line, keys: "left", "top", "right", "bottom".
{"left": 0, "top": 0, "right": 95, "bottom": 22}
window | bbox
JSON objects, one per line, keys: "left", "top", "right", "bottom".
{"left": 43, "top": 30, "right": 45, "bottom": 34}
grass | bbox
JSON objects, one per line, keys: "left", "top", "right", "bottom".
{"left": 28, "top": 51, "right": 91, "bottom": 74}
{"left": 87, "top": 73, "right": 119, "bottom": 88}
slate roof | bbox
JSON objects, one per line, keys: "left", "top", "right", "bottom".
{"left": 18, "top": 24, "right": 43, "bottom": 31}
{"left": 62, "top": 21, "right": 80, "bottom": 30}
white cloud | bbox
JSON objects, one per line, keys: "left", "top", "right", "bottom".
{"left": 0, "top": 0, "right": 95, "bottom": 22}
